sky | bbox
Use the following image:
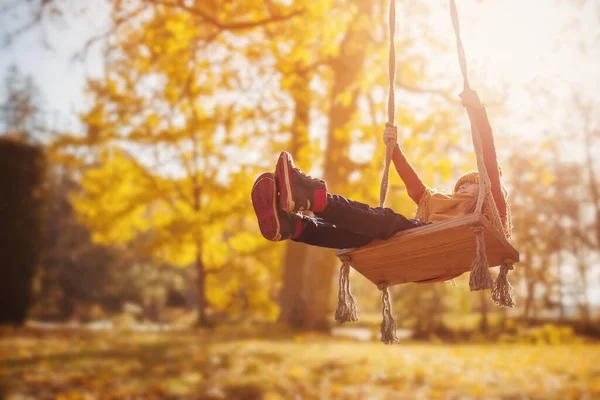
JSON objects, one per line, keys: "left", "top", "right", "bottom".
{"left": 1, "top": 1, "right": 599, "bottom": 131}
{"left": 1, "top": 1, "right": 598, "bottom": 139}
{"left": 0, "top": 1, "right": 111, "bottom": 133}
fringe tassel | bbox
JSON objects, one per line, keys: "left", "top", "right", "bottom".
{"left": 469, "top": 225, "right": 493, "bottom": 291}
{"left": 334, "top": 255, "right": 358, "bottom": 324}
{"left": 378, "top": 283, "right": 398, "bottom": 344}
{"left": 491, "top": 263, "right": 516, "bottom": 308}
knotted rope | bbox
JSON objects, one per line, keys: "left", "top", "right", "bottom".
{"left": 334, "top": 255, "right": 358, "bottom": 323}
{"left": 491, "top": 262, "right": 516, "bottom": 307}
{"left": 378, "top": 282, "right": 399, "bottom": 344}
{"left": 469, "top": 225, "right": 493, "bottom": 290}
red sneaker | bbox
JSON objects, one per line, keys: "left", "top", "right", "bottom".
{"left": 274, "top": 151, "right": 328, "bottom": 213}
{"left": 251, "top": 172, "right": 305, "bottom": 241}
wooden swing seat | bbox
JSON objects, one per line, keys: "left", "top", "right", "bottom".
{"left": 336, "top": 214, "right": 519, "bottom": 287}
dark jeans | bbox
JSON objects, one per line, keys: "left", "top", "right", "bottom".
{"left": 292, "top": 193, "right": 425, "bottom": 249}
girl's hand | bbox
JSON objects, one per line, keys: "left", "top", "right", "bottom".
{"left": 383, "top": 124, "right": 397, "bottom": 144}
{"left": 459, "top": 89, "right": 483, "bottom": 109}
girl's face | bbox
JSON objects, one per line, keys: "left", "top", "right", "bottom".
{"left": 457, "top": 181, "right": 479, "bottom": 195}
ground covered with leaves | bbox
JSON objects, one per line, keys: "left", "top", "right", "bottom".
{"left": 1, "top": 326, "right": 599, "bottom": 399}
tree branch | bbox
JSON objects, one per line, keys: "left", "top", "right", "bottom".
{"left": 150, "top": 143, "right": 193, "bottom": 208}
{"left": 146, "top": 0, "right": 305, "bottom": 32}
{"left": 1, "top": 0, "right": 49, "bottom": 47}
{"left": 121, "top": 148, "right": 180, "bottom": 212}
{"left": 71, "top": 6, "right": 147, "bottom": 62}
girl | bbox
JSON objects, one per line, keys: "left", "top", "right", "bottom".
{"left": 251, "top": 89, "right": 509, "bottom": 250}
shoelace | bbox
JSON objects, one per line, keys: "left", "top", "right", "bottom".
{"left": 294, "top": 167, "right": 323, "bottom": 182}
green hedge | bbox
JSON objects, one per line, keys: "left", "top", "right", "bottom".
{"left": 0, "top": 136, "right": 46, "bottom": 325}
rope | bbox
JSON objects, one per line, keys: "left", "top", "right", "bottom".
{"left": 347, "top": 1, "right": 399, "bottom": 326}
{"left": 335, "top": 255, "right": 359, "bottom": 323}
{"left": 387, "top": 0, "right": 396, "bottom": 126}
{"left": 468, "top": 113, "right": 504, "bottom": 230}
{"left": 378, "top": 282, "right": 398, "bottom": 344}
{"left": 379, "top": 0, "right": 396, "bottom": 208}
{"left": 450, "top": 0, "right": 515, "bottom": 299}
{"left": 379, "top": 125, "right": 395, "bottom": 208}
{"left": 449, "top": 0, "right": 504, "bottom": 234}
{"left": 449, "top": 0, "right": 469, "bottom": 91}
{"left": 469, "top": 225, "right": 493, "bottom": 290}
{"left": 491, "top": 263, "right": 516, "bottom": 307}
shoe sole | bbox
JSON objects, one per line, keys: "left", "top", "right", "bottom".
{"left": 251, "top": 173, "right": 281, "bottom": 241}
{"left": 275, "top": 151, "right": 295, "bottom": 212}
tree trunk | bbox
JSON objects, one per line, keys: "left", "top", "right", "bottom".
{"left": 576, "top": 250, "right": 591, "bottom": 328}
{"left": 298, "top": 0, "right": 373, "bottom": 331}
{"left": 279, "top": 241, "right": 308, "bottom": 327}
{"left": 582, "top": 112, "right": 600, "bottom": 246}
{"left": 524, "top": 281, "right": 535, "bottom": 326}
{"left": 432, "top": 286, "right": 445, "bottom": 334}
{"left": 499, "top": 308, "right": 508, "bottom": 332}
{"left": 556, "top": 251, "right": 565, "bottom": 322}
{"left": 522, "top": 249, "right": 535, "bottom": 326}
{"left": 196, "top": 246, "right": 208, "bottom": 327}
{"left": 300, "top": 246, "right": 338, "bottom": 331}
{"left": 580, "top": 115, "right": 596, "bottom": 329}
{"left": 479, "top": 289, "right": 489, "bottom": 334}
{"left": 278, "top": 71, "right": 311, "bottom": 328}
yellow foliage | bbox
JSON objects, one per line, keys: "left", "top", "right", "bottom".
{"left": 336, "top": 91, "right": 352, "bottom": 107}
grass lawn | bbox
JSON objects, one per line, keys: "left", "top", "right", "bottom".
{"left": 1, "top": 327, "right": 599, "bottom": 399}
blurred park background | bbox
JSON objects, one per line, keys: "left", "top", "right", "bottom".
{"left": 1, "top": 0, "right": 600, "bottom": 398}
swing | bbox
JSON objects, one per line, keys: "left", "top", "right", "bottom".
{"left": 333, "top": 0, "right": 520, "bottom": 343}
